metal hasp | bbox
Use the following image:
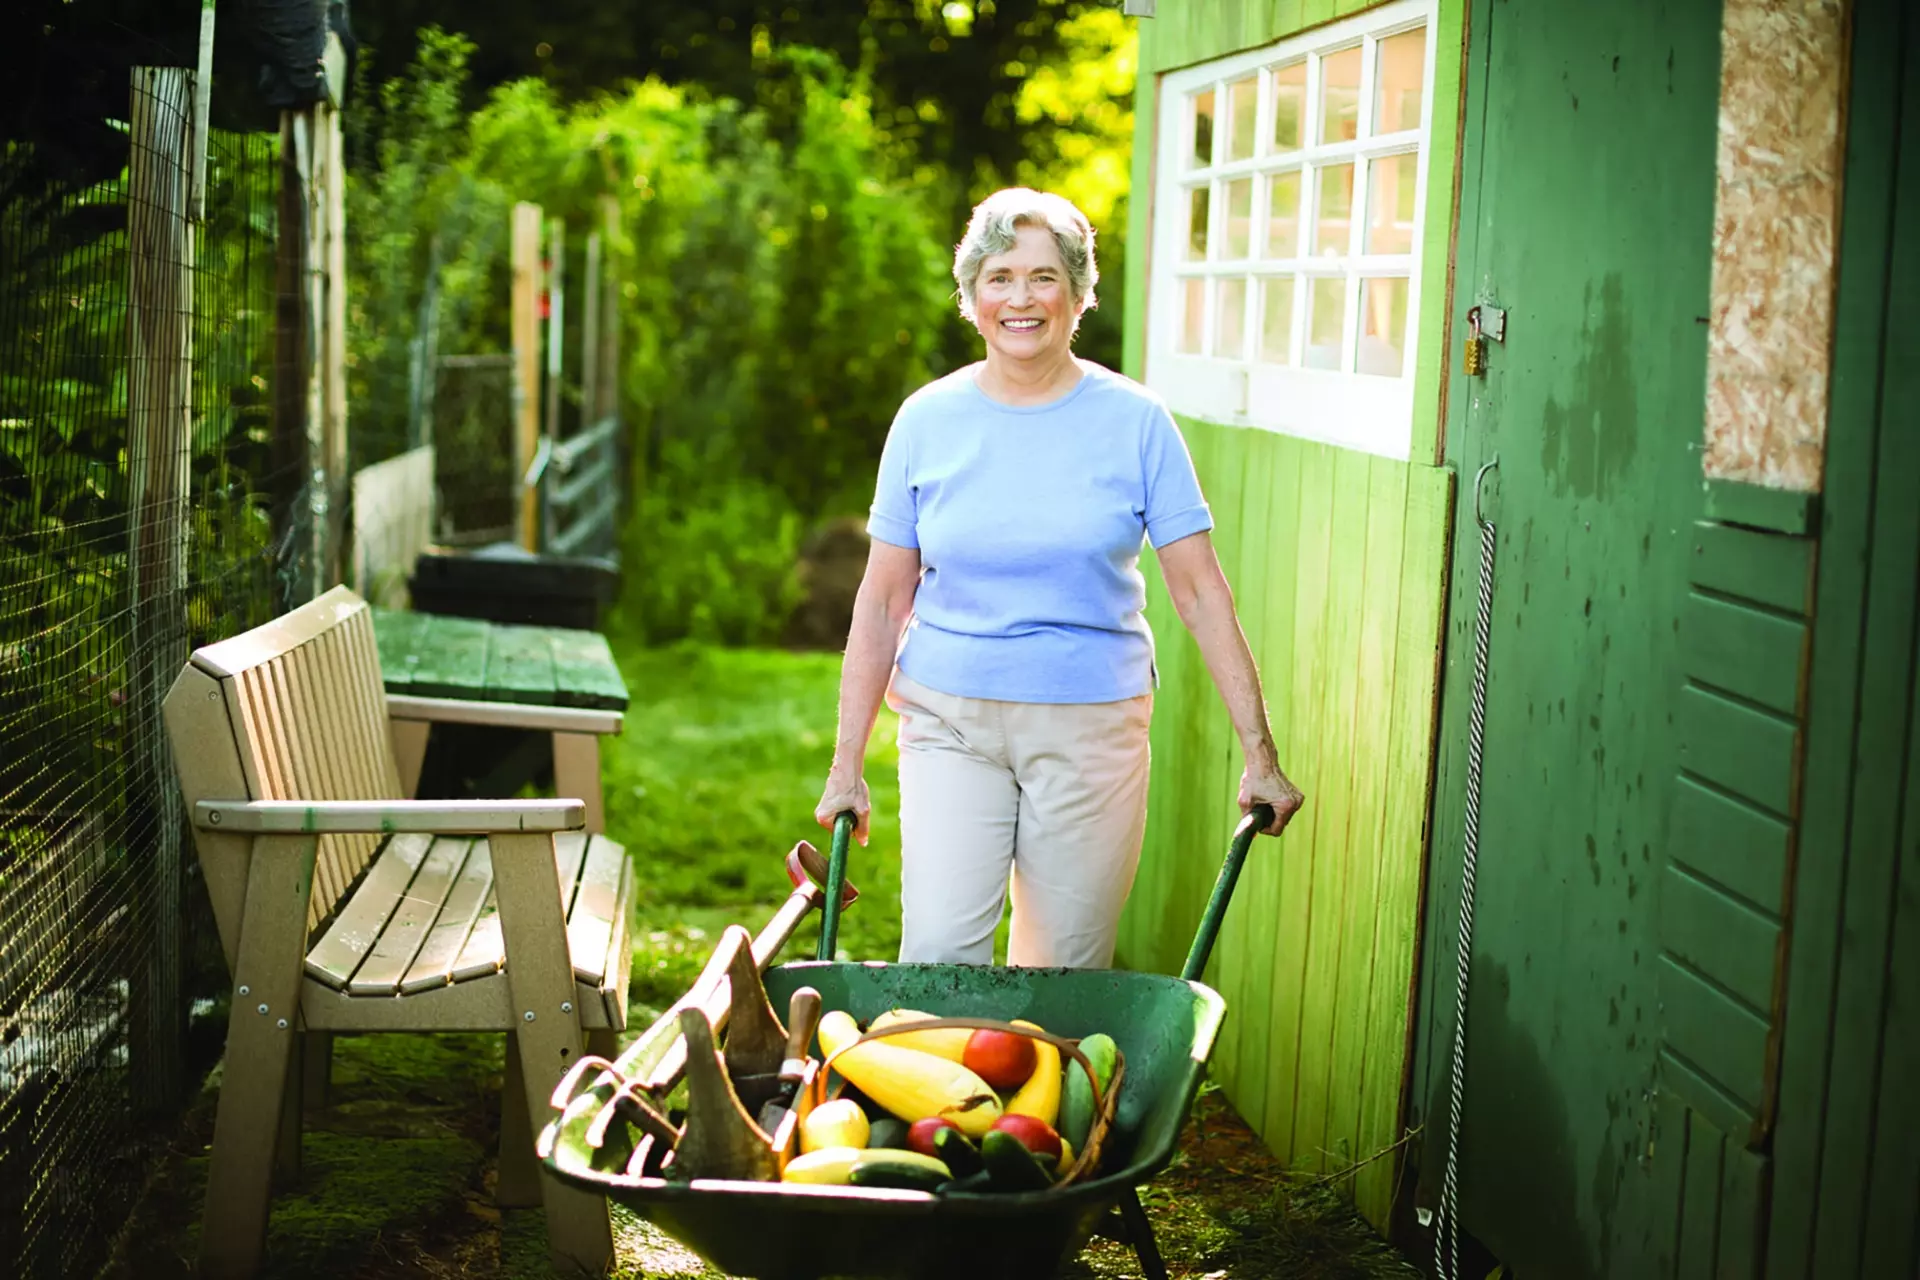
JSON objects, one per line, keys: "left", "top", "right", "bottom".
{"left": 1123, "top": 0, "right": 1156, "bottom": 16}
{"left": 1476, "top": 303, "right": 1507, "bottom": 342}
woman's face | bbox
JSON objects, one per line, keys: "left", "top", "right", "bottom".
{"left": 972, "top": 225, "right": 1081, "bottom": 366}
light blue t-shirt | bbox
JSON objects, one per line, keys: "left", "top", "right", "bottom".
{"left": 866, "top": 361, "right": 1214, "bottom": 704}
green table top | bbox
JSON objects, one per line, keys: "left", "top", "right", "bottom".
{"left": 371, "top": 608, "right": 630, "bottom": 712}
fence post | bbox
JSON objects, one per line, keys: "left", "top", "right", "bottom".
{"left": 126, "top": 62, "right": 196, "bottom": 1113}
{"left": 511, "top": 202, "right": 543, "bottom": 551}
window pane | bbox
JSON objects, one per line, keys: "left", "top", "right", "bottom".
{"left": 1260, "top": 277, "right": 1295, "bottom": 365}
{"left": 1190, "top": 90, "right": 1215, "bottom": 169}
{"left": 1264, "top": 171, "right": 1301, "bottom": 258}
{"left": 1271, "top": 62, "right": 1306, "bottom": 153}
{"left": 1306, "top": 278, "right": 1346, "bottom": 370}
{"left": 1186, "top": 186, "right": 1210, "bottom": 261}
{"left": 1216, "top": 277, "right": 1248, "bottom": 360}
{"left": 1314, "top": 163, "right": 1355, "bottom": 257}
{"left": 1224, "top": 178, "right": 1253, "bottom": 259}
{"left": 1358, "top": 276, "right": 1410, "bottom": 376}
{"left": 1365, "top": 152, "right": 1419, "bottom": 254}
{"left": 1226, "top": 77, "right": 1258, "bottom": 162}
{"left": 1178, "top": 277, "right": 1205, "bottom": 354}
{"left": 1374, "top": 27, "right": 1427, "bottom": 134}
{"left": 1319, "top": 46, "right": 1362, "bottom": 144}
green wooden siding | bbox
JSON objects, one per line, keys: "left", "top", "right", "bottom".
{"left": 1768, "top": 0, "right": 1920, "bottom": 1271}
{"left": 1114, "top": 422, "right": 1451, "bottom": 1226}
{"left": 1117, "top": 0, "right": 1467, "bottom": 1231}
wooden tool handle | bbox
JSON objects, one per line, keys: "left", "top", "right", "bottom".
{"left": 780, "top": 988, "right": 822, "bottom": 1076}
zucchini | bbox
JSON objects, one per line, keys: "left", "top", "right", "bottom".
{"left": 847, "top": 1150, "right": 953, "bottom": 1192}
{"left": 931, "top": 1124, "right": 984, "bottom": 1177}
{"left": 981, "top": 1129, "right": 1054, "bottom": 1192}
{"left": 1060, "top": 1033, "right": 1116, "bottom": 1153}
{"left": 939, "top": 1169, "right": 995, "bottom": 1195}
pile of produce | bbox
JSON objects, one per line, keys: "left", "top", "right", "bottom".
{"left": 779, "top": 1009, "right": 1118, "bottom": 1194}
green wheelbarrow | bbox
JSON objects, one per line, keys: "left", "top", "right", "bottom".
{"left": 538, "top": 804, "right": 1276, "bottom": 1280}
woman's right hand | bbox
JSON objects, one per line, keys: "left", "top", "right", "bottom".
{"left": 815, "top": 768, "right": 872, "bottom": 847}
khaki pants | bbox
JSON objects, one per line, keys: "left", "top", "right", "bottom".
{"left": 888, "top": 670, "right": 1153, "bottom": 969}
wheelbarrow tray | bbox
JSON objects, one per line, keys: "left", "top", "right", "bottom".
{"left": 547, "top": 960, "right": 1225, "bottom": 1280}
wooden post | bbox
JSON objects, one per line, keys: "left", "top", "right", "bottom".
{"left": 189, "top": 0, "right": 214, "bottom": 221}
{"left": 544, "top": 217, "right": 566, "bottom": 447}
{"left": 597, "top": 196, "right": 620, "bottom": 425}
{"left": 323, "top": 96, "right": 348, "bottom": 584}
{"left": 272, "top": 111, "right": 311, "bottom": 606}
{"left": 580, "top": 229, "right": 601, "bottom": 433}
{"left": 511, "top": 202, "right": 543, "bottom": 551}
{"left": 127, "top": 63, "right": 196, "bottom": 1113}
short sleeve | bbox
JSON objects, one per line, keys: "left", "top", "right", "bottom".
{"left": 1141, "top": 404, "right": 1213, "bottom": 548}
{"left": 866, "top": 411, "right": 919, "bottom": 549}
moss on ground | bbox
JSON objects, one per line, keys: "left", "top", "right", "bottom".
{"left": 107, "top": 642, "right": 1418, "bottom": 1279}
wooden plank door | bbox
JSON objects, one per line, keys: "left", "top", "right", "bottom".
{"left": 1408, "top": 0, "right": 1741, "bottom": 1274}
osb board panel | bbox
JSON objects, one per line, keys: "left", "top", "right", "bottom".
{"left": 1702, "top": 0, "right": 1848, "bottom": 491}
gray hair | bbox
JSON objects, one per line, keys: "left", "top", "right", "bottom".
{"left": 952, "top": 188, "right": 1100, "bottom": 323}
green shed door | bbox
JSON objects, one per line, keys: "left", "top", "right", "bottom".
{"left": 1409, "top": 0, "right": 1756, "bottom": 1275}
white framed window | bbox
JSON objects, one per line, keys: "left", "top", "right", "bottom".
{"left": 1146, "top": 1, "right": 1438, "bottom": 459}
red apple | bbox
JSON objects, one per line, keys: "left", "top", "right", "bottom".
{"left": 963, "top": 1029, "right": 1038, "bottom": 1091}
{"left": 991, "top": 1113, "right": 1064, "bottom": 1164}
{"left": 906, "top": 1116, "right": 961, "bottom": 1158}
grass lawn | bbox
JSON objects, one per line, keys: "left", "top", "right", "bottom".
{"left": 104, "top": 641, "right": 1417, "bottom": 1280}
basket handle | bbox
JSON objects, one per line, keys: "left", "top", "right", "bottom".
{"left": 817, "top": 1015, "right": 1122, "bottom": 1186}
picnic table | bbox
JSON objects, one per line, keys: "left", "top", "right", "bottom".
{"left": 371, "top": 608, "right": 629, "bottom": 833}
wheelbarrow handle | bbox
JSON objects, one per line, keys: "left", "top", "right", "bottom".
{"left": 818, "top": 810, "right": 855, "bottom": 961}
{"left": 1180, "top": 803, "right": 1276, "bottom": 983}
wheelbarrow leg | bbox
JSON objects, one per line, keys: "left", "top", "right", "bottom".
{"left": 1117, "top": 1188, "right": 1168, "bottom": 1280}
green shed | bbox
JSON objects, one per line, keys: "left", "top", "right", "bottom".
{"left": 1116, "top": 0, "right": 1920, "bottom": 1275}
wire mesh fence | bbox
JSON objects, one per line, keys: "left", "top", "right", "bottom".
{"left": 0, "top": 69, "right": 293, "bottom": 1276}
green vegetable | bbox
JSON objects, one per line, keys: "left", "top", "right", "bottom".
{"left": 847, "top": 1151, "right": 952, "bottom": 1191}
{"left": 981, "top": 1129, "right": 1054, "bottom": 1192}
{"left": 1060, "top": 1034, "right": 1116, "bottom": 1154}
{"left": 866, "top": 1117, "right": 912, "bottom": 1150}
{"left": 931, "top": 1125, "right": 984, "bottom": 1178}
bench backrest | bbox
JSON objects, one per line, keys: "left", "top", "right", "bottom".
{"left": 163, "top": 586, "right": 403, "bottom": 959}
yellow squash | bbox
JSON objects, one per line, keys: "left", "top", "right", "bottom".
{"left": 818, "top": 1010, "right": 1003, "bottom": 1137}
{"left": 865, "top": 1008, "right": 972, "bottom": 1062}
{"left": 1004, "top": 1019, "right": 1061, "bottom": 1128}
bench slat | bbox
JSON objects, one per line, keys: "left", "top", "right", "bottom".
{"left": 348, "top": 836, "right": 468, "bottom": 995}
{"left": 595, "top": 850, "right": 636, "bottom": 1026}
{"left": 445, "top": 833, "right": 588, "bottom": 986}
{"left": 405, "top": 613, "right": 493, "bottom": 700}
{"left": 304, "top": 833, "right": 432, "bottom": 988}
{"left": 401, "top": 839, "right": 492, "bottom": 993}
{"left": 565, "top": 834, "right": 627, "bottom": 988}
{"left": 546, "top": 628, "right": 630, "bottom": 711}
{"left": 370, "top": 606, "right": 423, "bottom": 696}
{"left": 286, "top": 634, "right": 365, "bottom": 922}
{"left": 483, "top": 622, "right": 558, "bottom": 706}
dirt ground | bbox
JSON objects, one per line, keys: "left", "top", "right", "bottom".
{"left": 101, "top": 1028, "right": 1421, "bottom": 1280}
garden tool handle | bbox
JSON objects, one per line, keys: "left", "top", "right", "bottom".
{"left": 818, "top": 810, "right": 855, "bottom": 961}
{"left": 1180, "top": 803, "right": 1275, "bottom": 983}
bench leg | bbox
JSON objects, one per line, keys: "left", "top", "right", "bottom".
{"left": 552, "top": 731, "right": 605, "bottom": 835}
{"left": 497, "top": 1033, "right": 542, "bottom": 1209}
{"left": 492, "top": 832, "right": 614, "bottom": 1275}
{"left": 301, "top": 1030, "right": 333, "bottom": 1111}
{"left": 201, "top": 835, "right": 316, "bottom": 1280}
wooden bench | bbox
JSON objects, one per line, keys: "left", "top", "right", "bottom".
{"left": 163, "top": 586, "right": 633, "bottom": 1278}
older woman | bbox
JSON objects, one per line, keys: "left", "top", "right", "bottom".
{"left": 815, "top": 187, "right": 1303, "bottom": 969}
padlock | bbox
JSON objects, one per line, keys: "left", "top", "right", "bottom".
{"left": 1464, "top": 306, "right": 1487, "bottom": 377}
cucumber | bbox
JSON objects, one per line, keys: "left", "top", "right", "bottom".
{"left": 867, "top": 1117, "right": 911, "bottom": 1150}
{"left": 1059, "top": 1033, "right": 1116, "bottom": 1153}
{"left": 846, "top": 1150, "right": 952, "bottom": 1191}
{"left": 981, "top": 1129, "right": 1055, "bottom": 1192}
{"left": 931, "top": 1124, "right": 984, "bottom": 1177}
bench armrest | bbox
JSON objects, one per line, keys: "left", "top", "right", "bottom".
{"left": 385, "top": 693, "right": 622, "bottom": 736}
{"left": 194, "top": 798, "right": 586, "bottom": 834}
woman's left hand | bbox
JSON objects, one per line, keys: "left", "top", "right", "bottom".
{"left": 1240, "top": 760, "right": 1305, "bottom": 836}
